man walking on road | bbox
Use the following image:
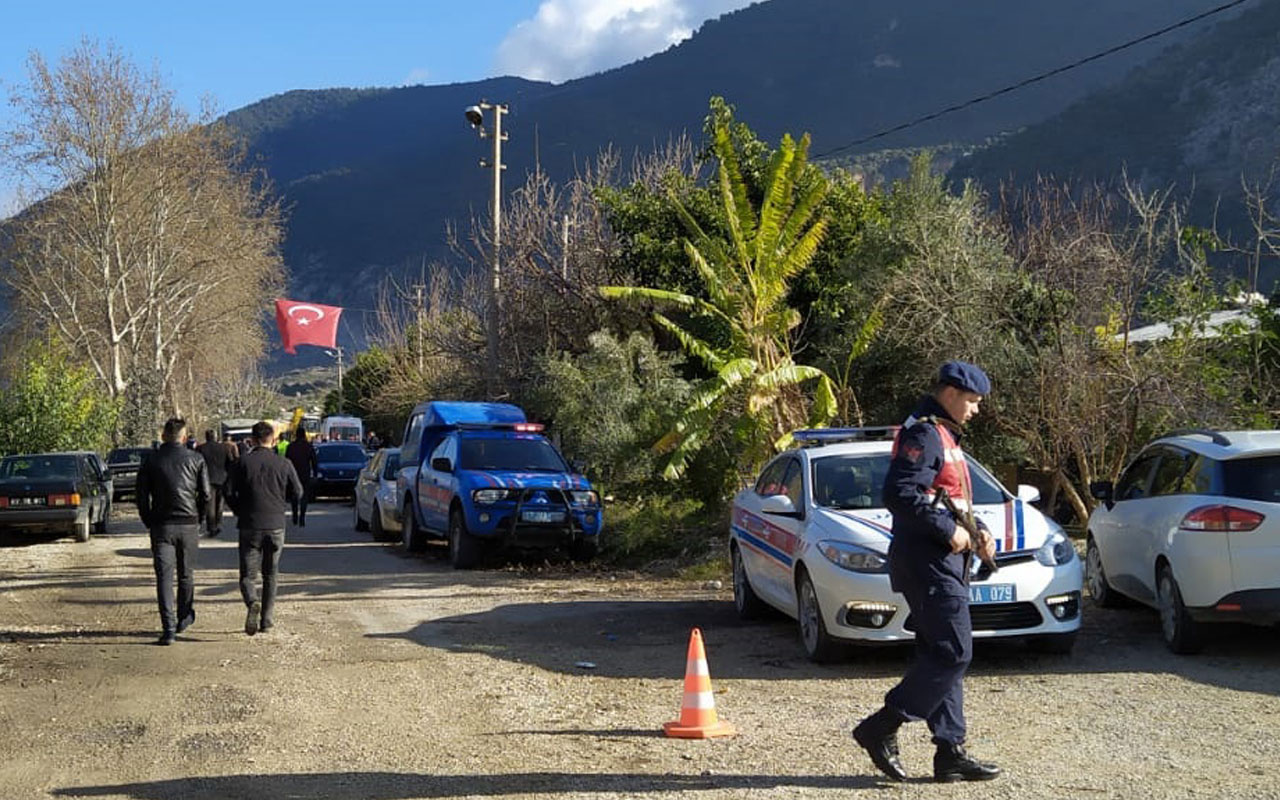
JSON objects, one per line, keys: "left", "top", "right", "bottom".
{"left": 226, "top": 421, "right": 303, "bottom": 636}
{"left": 852, "top": 361, "right": 1001, "bottom": 783}
{"left": 136, "top": 417, "right": 211, "bottom": 646}
{"left": 196, "top": 429, "right": 232, "bottom": 537}
{"left": 284, "top": 427, "right": 317, "bottom": 527}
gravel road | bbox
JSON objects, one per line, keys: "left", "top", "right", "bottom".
{"left": 2, "top": 502, "right": 1278, "bottom": 800}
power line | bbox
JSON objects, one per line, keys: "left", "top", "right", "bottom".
{"left": 812, "top": 0, "right": 1252, "bottom": 160}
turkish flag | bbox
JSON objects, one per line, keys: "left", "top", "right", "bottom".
{"left": 275, "top": 298, "right": 342, "bottom": 354}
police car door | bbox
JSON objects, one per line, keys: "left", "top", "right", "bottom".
{"left": 422, "top": 435, "right": 457, "bottom": 532}
{"left": 750, "top": 456, "right": 806, "bottom": 609}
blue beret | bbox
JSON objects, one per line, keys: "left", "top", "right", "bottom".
{"left": 938, "top": 360, "right": 991, "bottom": 395}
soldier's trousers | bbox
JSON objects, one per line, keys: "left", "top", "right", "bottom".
{"left": 884, "top": 581, "right": 973, "bottom": 745}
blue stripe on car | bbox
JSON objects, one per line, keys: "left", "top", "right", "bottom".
{"left": 731, "top": 524, "right": 793, "bottom": 568}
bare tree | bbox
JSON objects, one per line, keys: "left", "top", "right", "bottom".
{"left": 1, "top": 40, "right": 283, "bottom": 440}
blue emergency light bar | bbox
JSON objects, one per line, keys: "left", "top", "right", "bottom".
{"left": 793, "top": 427, "right": 899, "bottom": 446}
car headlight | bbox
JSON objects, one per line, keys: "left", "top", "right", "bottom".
{"left": 473, "top": 489, "right": 515, "bottom": 504}
{"left": 569, "top": 490, "right": 599, "bottom": 506}
{"left": 817, "top": 540, "right": 888, "bottom": 573}
{"left": 1035, "top": 527, "right": 1076, "bottom": 566}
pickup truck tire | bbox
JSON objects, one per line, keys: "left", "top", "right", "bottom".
{"left": 569, "top": 537, "right": 598, "bottom": 562}
{"left": 448, "top": 509, "right": 481, "bottom": 569}
{"left": 403, "top": 501, "right": 427, "bottom": 552}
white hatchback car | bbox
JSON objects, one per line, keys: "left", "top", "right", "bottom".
{"left": 354, "top": 447, "right": 402, "bottom": 541}
{"left": 1086, "top": 429, "right": 1280, "bottom": 654}
{"left": 730, "top": 428, "right": 1083, "bottom": 661}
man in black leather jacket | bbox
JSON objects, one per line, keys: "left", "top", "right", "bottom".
{"left": 136, "top": 417, "right": 211, "bottom": 645}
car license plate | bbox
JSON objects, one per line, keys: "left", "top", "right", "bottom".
{"left": 10, "top": 497, "right": 46, "bottom": 507}
{"left": 969, "top": 583, "right": 1015, "bottom": 604}
{"left": 521, "top": 510, "right": 565, "bottom": 524}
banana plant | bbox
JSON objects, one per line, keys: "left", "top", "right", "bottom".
{"left": 602, "top": 114, "right": 837, "bottom": 479}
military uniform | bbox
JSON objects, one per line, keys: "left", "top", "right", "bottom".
{"left": 853, "top": 361, "right": 1001, "bottom": 783}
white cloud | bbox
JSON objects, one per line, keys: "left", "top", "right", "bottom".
{"left": 495, "top": 0, "right": 755, "bottom": 83}
{"left": 403, "top": 67, "right": 432, "bottom": 86}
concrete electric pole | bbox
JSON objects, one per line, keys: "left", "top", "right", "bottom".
{"left": 465, "top": 101, "right": 508, "bottom": 399}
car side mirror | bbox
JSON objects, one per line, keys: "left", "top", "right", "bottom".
{"left": 571, "top": 459, "right": 587, "bottom": 475}
{"left": 1090, "top": 481, "right": 1114, "bottom": 509}
{"left": 760, "top": 493, "right": 799, "bottom": 517}
{"left": 1016, "top": 484, "right": 1042, "bottom": 504}
{"left": 431, "top": 457, "right": 453, "bottom": 473}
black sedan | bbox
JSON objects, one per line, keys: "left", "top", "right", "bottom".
{"left": 106, "top": 447, "right": 154, "bottom": 501}
{"left": 0, "top": 452, "right": 113, "bottom": 541}
{"left": 312, "top": 443, "right": 368, "bottom": 499}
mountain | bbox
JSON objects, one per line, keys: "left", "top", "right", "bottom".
{"left": 223, "top": 0, "right": 1242, "bottom": 312}
{"left": 950, "top": 0, "right": 1279, "bottom": 272}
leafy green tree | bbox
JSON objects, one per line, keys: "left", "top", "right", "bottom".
{"left": 0, "top": 338, "right": 119, "bottom": 455}
{"left": 602, "top": 103, "right": 837, "bottom": 479}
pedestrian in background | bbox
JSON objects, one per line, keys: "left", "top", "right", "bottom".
{"left": 196, "top": 429, "right": 231, "bottom": 537}
{"left": 222, "top": 434, "right": 240, "bottom": 465}
{"left": 852, "top": 361, "right": 1001, "bottom": 783}
{"left": 285, "top": 427, "right": 318, "bottom": 527}
{"left": 136, "top": 417, "right": 211, "bottom": 645}
{"left": 225, "top": 421, "right": 302, "bottom": 636}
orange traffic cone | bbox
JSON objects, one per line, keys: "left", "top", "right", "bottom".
{"left": 663, "top": 627, "right": 736, "bottom": 739}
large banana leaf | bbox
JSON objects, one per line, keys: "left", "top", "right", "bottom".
{"left": 651, "top": 312, "right": 725, "bottom": 371}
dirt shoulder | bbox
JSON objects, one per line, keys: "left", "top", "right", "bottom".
{"left": 2, "top": 503, "right": 1279, "bottom": 799}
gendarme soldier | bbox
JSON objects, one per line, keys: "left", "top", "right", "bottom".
{"left": 852, "top": 360, "right": 1001, "bottom": 783}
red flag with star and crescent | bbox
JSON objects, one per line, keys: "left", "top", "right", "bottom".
{"left": 274, "top": 298, "right": 342, "bottom": 354}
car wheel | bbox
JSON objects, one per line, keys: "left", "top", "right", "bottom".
{"left": 796, "top": 567, "right": 841, "bottom": 663}
{"left": 353, "top": 499, "right": 369, "bottom": 532}
{"left": 73, "top": 515, "right": 91, "bottom": 543}
{"left": 403, "top": 501, "right": 426, "bottom": 552}
{"left": 370, "top": 502, "right": 388, "bottom": 541}
{"left": 1028, "top": 631, "right": 1077, "bottom": 655}
{"left": 1086, "top": 536, "right": 1126, "bottom": 608}
{"left": 731, "top": 543, "right": 767, "bottom": 620}
{"left": 1157, "top": 563, "right": 1203, "bottom": 655}
{"left": 448, "top": 509, "right": 481, "bottom": 569}
{"left": 569, "top": 537, "right": 598, "bottom": 562}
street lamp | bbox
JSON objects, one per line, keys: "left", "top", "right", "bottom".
{"left": 465, "top": 101, "right": 508, "bottom": 399}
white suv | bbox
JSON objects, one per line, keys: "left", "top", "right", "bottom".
{"left": 1086, "top": 429, "right": 1280, "bottom": 653}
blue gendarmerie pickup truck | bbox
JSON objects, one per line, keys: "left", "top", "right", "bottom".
{"left": 395, "top": 401, "right": 601, "bottom": 568}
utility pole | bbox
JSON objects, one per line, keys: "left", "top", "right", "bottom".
{"left": 413, "top": 282, "right": 425, "bottom": 373}
{"left": 465, "top": 101, "right": 508, "bottom": 400}
{"left": 336, "top": 347, "right": 344, "bottom": 415}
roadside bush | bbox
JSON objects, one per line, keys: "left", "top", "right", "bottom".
{"left": 0, "top": 338, "right": 119, "bottom": 456}
{"left": 600, "top": 496, "right": 721, "bottom": 567}
{"left": 527, "top": 330, "right": 690, "bottom": 494}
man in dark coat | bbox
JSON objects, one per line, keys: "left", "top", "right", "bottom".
{"left": 136, "top": 417, "right": 211, "bottom": 645}
{"left": 226, "top": 421, "right": 303, "bottom": 636}
{"left": 284, "top": 427, "right": 318, "bottom": 527}
{"left": 852, "top": 361, "right": 1001, "bottom": 783}
{"left": 196, "top": 429, "right": 232, "bottom": 536}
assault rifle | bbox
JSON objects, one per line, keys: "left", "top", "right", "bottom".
{"left": 932, "top": 487, "right": 999, "bottom": 575}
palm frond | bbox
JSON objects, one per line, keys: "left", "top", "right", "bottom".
{"left": 754, "top": 137, "right": 796, "bottom": 278}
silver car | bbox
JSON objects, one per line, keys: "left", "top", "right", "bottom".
{"left": 354, "top": 448, "right": 401, "bottom": 541}
{"left": 1087, "top": 429, "right": 1280, "bottom": 653}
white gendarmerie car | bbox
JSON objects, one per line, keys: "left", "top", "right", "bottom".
{"left": 354, "top": 447, "right": 402, "bottom": 541}
{"left": 729, "top": 428, "right": 1084, "bottom": 661}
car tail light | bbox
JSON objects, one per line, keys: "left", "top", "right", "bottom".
{"left": 48, "top": 493, "right": 81, "bottom": 507}
{"left": 0, "top": 497, "right": 8, "bottom": 508}
{"left": 1178, "top": 504, "right": 1264, "bottom": 532}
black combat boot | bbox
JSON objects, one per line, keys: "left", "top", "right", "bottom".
{"left": 933, "top": 743, "right": 1001, "bottom": 782}
{"left": 852, "top": 707, "right": 908, "bottom": 782}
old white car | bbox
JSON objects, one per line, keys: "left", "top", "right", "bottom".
{"left": 730, "top": 428, "right": 1083, "bottom": 661}
{"left": 354, "top": 447, "right": 401, "bottom": 541}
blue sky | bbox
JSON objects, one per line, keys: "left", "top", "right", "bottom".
{"left": 0, "top": 0, "right": 756, "bottom": 214}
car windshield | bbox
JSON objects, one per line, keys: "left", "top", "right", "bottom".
{"left": 328, "top": 426, "right": 361, "bottom": 442}
{"left": 811, "top": 453, "right": 1007, "bottom": 510}
{"left": 0, "top": 455, "right": 79, "bottom": 480}
{"left": 108, "top": 448, "right": 150, "bottom": 465}
{"left": 382, "top": 452, "right": 401, "bottom": 480}
{"left": 459, "top": 436, "right": 567, "bottom": 473}
{"left": 1222, "top": 456, "right": 1280, "bottom": 503}
{"left": 317, "top": 445, "right": 366, "bottom": 463}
